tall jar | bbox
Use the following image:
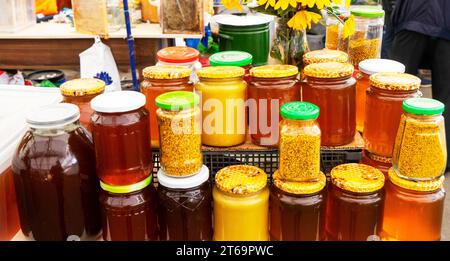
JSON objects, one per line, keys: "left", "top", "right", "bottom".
{"left": 157, "top": 165, "right": 212, "bottom": 241}
{"left": 141, "top": 65, "right": 193, "bottom": 148}
{"left": 364, "top": 72, "right": 422, "bottom": 160}
{"left": 213, "top": 165, "right": 269, "bottom": 241}
{"left": 303, "top": 62, "right": 356, "bottom": 146}
{"left": 356, "top": 59, "right": 405, "bottom": 132}
{"left": 325, "top": 164, "right": 385, "bottom": 241}
{"left": 91, "top": 91, "right": 151, "bottom": 186}
{"left": 380, "top": 168, "right": 446, "bottom": 241}
{"left": 325, "top": 13, "right": 349, "bottom": 52}
{"left": 100, "top": 176, "right": 158, "bottom": 241}
{"left": 60, "top": 78, "right": 105, "bottom": 133}
{"left": 195, "top": 66, "right": 247, "bottom": 147}
{"left": 270, "top": 171, "right": 327, "bottom": 241}
{"left": 392, "top": 98, "right": 447, "bottom": 180}
{"left": 248, "top": 65, "right": 300, "bottom": 147}
{"left": 156, "top": 91, "right": 202, "bottom": 177}
{"left": 156, "top": 46, "right": 202, "bottom": 82}
{"left": 12, "top": 104, "right": 101, "bottom": 241}
{"left": 303, "top": 49, "right": 348, "bottom": 66}
{"left": 209, "top": 51, "right": 253, "bottom": 84}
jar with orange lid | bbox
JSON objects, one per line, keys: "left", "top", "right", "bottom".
{"left": 156, "top": 46, "right": 202, "bottom": 82}
{"left": 360, "top": 150, "right": 391, "bottom": 177}
{"left": 302, "top": 62, "right": 356, "bottom": 146}
{"left": 141, "top": 65, "right": 193, "bottom": 148}
{"left": 303, "top": 49, "right": 348, "bottom": 66}
{"left": 325, "top": 164, "right": 385, "bottom": 241}
{"left": 60, "top": 78, "right": 105, "bottom": 133}
{"left": 195, "top": 66, "right": 247, "bottom": 147}
{"left": 363, "top": 72, "right": 422, "bottom": 160}
{"left": 213, "top": 165, "right": 269, "bottom": 241}
{"left": 380, "top": 168, "right": 445, "bottom": 241}
{"left": 270, "top": 171, "right": 327, "bottom": 241}
{"left": 248, "top": 65, "right": 300, "bottom": 147}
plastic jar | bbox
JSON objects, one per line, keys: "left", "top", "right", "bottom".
{"left": 209, "top": 51, "right": 253, "bottom": 84}
{"left": 325, "top": 13, "right": 349, "bottom": 52}
{"left": 156, "top": 46, "right": 202, "bottom": 82}
{"left": 303, "top": 49, "right": 348, "bottom": 66}
{"left": 392, "top": 98, "right": 447, "bottom": 180}
{"left": 248, "top": 65, "right": 300, "bottom": 147}
{"left": 303, "top": 62, "right": 356, "bottom": 146}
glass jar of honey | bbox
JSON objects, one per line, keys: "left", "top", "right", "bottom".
{"left": 100, "top": 175, "right": 158, "bottom": 241}
{"left": 248, "top": 65, "right": 300, "bottom": 147}
{"left": 213, "top": 165, "right": 269, "bottom": 241}
{"left": 270, "top": 171, "right": 327, "bottom": 241}
{"left": 156, "top": 91, "right": 202, "bottom": 177}
{"left": 303, "top": 62, "right": 356, "bottom": 146}
{"left": 91, "top": 91, "right": 151, "bottom": 186}
{"left": 195, "top": 66, "right": 247, "bottom": 147}
{"left": 156, "top": 46, "right": 202, "bottom": 82}
{"left": 60, "top": 78, "right": 105, "bottom": 133}
{"left": 380, "top": 168, "right": 445, "bottom": 241}
{"left": 360, "top": 150, "right": 391, "bottom": 177}
{"left": 209, "top": 51, "right": 253, "bottom": 84}
{"left": 303, "top": 49, "right": 348, "bottom": 66}
{"left": 141, "top": 65, "right": 193, "bottom": 148}
{"left": 157, "top": 165, "right": 212, "bottom": 241}
{"left": 12, "top": 104, "right": 101, "bottom": 241}
{"left": 392, "top": 98, "right": 446, "bottom": 180}
{"left": 325, "top": 164, "right": 385, "bottom": 241}
{"left": 364, "top": 72, "right": 422, "bottom": 160}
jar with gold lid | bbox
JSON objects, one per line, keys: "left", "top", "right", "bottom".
{"left": 303, "top": 49, "right": 348, "bottom": 66}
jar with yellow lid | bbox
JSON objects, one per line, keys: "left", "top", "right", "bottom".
{"left": 270, "top": 171, "right": 327, "bottom": 241}
{"left": 195, "top": 66, "right": 247, "bottom": 147}
{"left": 303, "top": 49, "right": 348, "bottom": 66}
{"left": 325, "top": 164, "right": 385, "bottom": 241}
{"left": 363, "top": 72, "right": 422, "bottom": 161}
{"left": 248, "top": 65, "right": 300, "bottom": 147}
{"left": 380, "top": 168, "right": 445, "bottom": 241}
{"left": 302, "top": 62, "right": 356, "bottom": 146}
{"left": 213, "top": 165, "right": 269, "bottom": 241}
{"left": 60, "top": 78, "right": 105, "bottom": 132}
{"left": 141, "top": 65, "right": 193, "bottom": 148}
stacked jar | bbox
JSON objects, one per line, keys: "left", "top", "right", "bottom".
{"left": 156, "top": 46, "right": 202, "bottom": 82}
{"left": 209, "top": 51, "right": 253, "bottom": 84}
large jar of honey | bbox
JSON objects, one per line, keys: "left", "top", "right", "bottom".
{"left": 100, "top": 175, "right": 158, "bottom": 241}
{"left": 303, "top": 62, "right": 356, "bottom": 146}
{"left": 91, "top": 91, "right": 151, "bottom": 186}
{"left": 270, "top": 171, "right": 327, "bottom": 241}
{"left": 141, "top": 65, "right": 193, "bottom": 148}
{"left": 12, "top": 104, "right": 101, "bottom": 241}
{"left": 60, "top": 78, "right": 105, "bottom": 133}
{"left": 213, "top": 165, "right": 269, "bottom": 241}
{"left": 157, "top": 165, "right": 212, "bottom": 241}
{"left": 325, "top": 164, "right": 385, "bottom": 241}
{"left": 248, "top": 65, "right": 300, "bottom": 147}
{"left": 364, "top": 72, "right": 421, "bottom": 160}
{"left": 209, "top": 51, "right": 253, "bottom": 84}
{"left": 303, "top": 49, "right": 348, "bottom": 66}
{"left": 195, "top": 66, "right": 247, "bottom": 147}
{"left": 380, "top": 168, "right": 445, "bottom": 241}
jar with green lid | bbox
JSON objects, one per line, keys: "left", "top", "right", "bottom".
{"left": 209, "top": 51, "right": 253, "bottom": 83}
{"left": 156, "top": 91, "right": 202, "bottom": 177}
{"left": 392, "top": 98, "right": 447, "bottom": 180}
{"left": 270, "top": 171, "right": 327, "bottom": 241}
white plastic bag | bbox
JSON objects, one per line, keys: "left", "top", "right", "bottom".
{"left": 80, "top": 37, "right": 121, "bottom": 92}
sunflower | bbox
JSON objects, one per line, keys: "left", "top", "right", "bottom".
{"left": 221, "top": 0, "right": 243, "bottom": 11}
{"left": 273, "top": 0, "right": 299, "bottom": 10}
{"left": 298, "top": 0, "right": 350, "bottom": 9}
{"left": 257, "top": 0, "right": 276, "bottom": 9}
{"left": 287, "top": 10, "right": 322, "bottom": 30}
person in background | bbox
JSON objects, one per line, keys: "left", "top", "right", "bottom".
{"left": 381, "top": 0, "right": 396, "bottom": 58}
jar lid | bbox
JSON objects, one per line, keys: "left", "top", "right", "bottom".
{"left": 197, "top": 66, "right": 245, "bottom": 78}
{"left": 350, "top": 7, "right": 385, "bottom": 18}
{"left": 215, "top": 165, "right": 267, "bottom": 195}
{"left": 100, "top": 175, "right": 153, "bottom": 194}
{"left": 157, "top": 165, "right": 209, "bottom": 189}
{"left": 214, "top": 14, "right": 273, "bottom": 26}
{"left": 60, "top": 78, "right": 105, "bottom": 96}
{"left": 331, "top": 163, "right": 385, "bottom": 193}
{"left": 157, "top": 46, "right": 200, "bottom": 63}
{"left": 273, "top": 170, "right": 326, "bottom": 195}
{"left": 304, "top": 62, "right": 354, "bottom": 78}
{"left": 155, "top": 91, "right": 199, "bottom": 111}
{"left": 250, "top": 65, "right": 298, "bottom": 78}
{"left": 142, "top": 65, "right": 191, "bottom": 79}
{"left": 370, "top": 72, "right": 421, "bottom": 91}
{"left": 26, "top": 103, "right": 80, "bottom": 129}
{"left": 403, "top": 98, "right": 445, "bottom": 115}
{"left": 280, "top": 101, "right": 320, "bottom": 120}
{"left": 303, "top": 49, "right": 348, "bottom": 65}
{"left": 358, "top": 59, "right": 405, "bottom": 75}
{"left": 388, "top": 168, "right": 444, "bottom": 192}
{"left": 209, "top": 51, "right": 253, "bottom": 67}
{"left": 90, "top": 91, "right": 146, "bottom": 113}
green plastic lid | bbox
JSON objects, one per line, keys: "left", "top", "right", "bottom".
{"left": 209, "top": 51, "right": 253, "bottom": 67}
{"left": 100, "top": 175, "right": 153, "bottom": 194}
{"left": 403, "top": 98, "right": 445, "bottom": 115}
{"left": 281, "top": 101, "right": 320, "bottom": 120}
{"left": 155, "top": 91, "right": 200, "bottom": 110}
{"left": 351, "top": 7, "right": 385, "bottom": 18}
